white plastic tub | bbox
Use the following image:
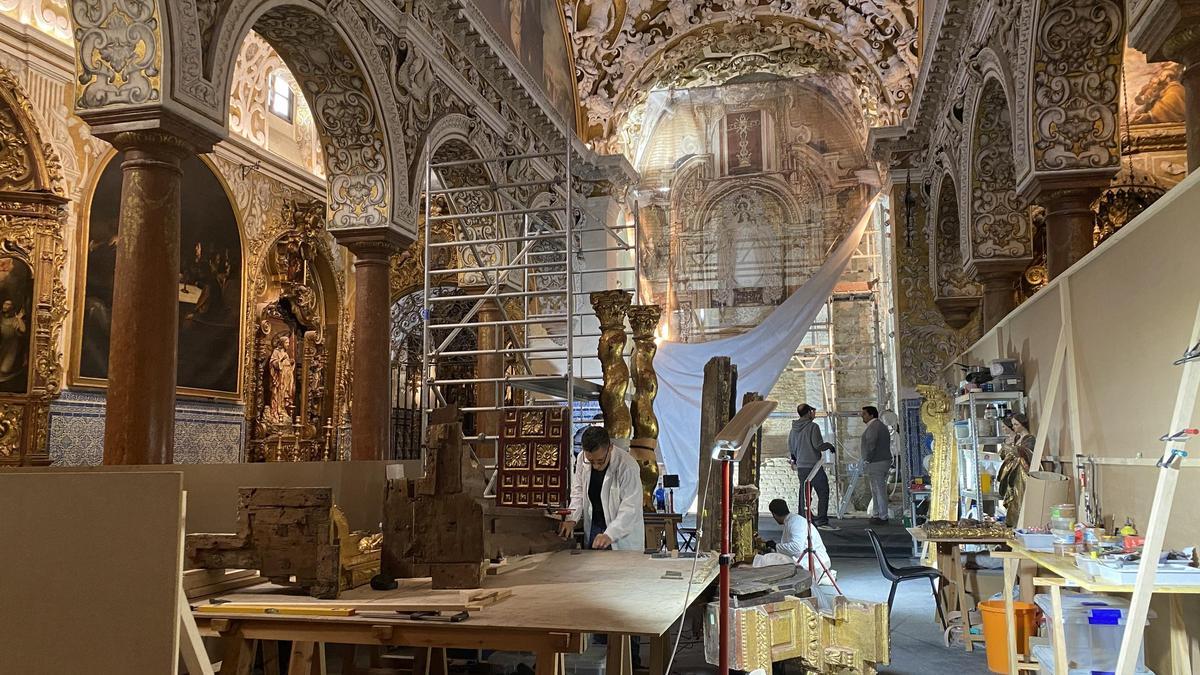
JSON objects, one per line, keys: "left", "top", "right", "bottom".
{"left": 1033, "top": 592, "right": 1154, "bottom": 674}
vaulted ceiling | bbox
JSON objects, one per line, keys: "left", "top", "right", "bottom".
{"left": 566, "top": 0, "right": 918, "bottom": 146}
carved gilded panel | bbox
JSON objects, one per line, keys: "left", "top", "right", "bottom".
{"left": 497, "top": 407, "right": 568, "bottom": 508}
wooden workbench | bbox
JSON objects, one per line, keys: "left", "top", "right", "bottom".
{"left": 191, "top": 550, "right": 718, "bottom": 675}
{"left": 995, "top": 543, "right": 1200, "bottom": 675}
{"left": 907, "top": 527, "right": 1011, "bottom": 652}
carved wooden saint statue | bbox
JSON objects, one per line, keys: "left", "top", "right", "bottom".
{"left": 265, "top": 334, "right": 296, "bottom": 427}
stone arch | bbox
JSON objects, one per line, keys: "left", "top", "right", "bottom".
{"left": 965, "top": 76, "right": 1032, "bottom": 269}
{"left": 928, "top": 171, "right": 981, "bottom": 329}
{"left": 206, "top": 0, "right": 410, "bottom": 230}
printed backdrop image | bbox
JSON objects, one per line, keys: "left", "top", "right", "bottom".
{"left": 79, "top": 154, "right": 243, "bottom": 395}
{"left": 479, "top": 0, "right": 576, "bottom": 127}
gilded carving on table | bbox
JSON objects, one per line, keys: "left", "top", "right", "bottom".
{"left": 590, "top": 289, "right": 632, "bottom": 439}
{"left": 0, "top": 66, "right": 68, "bottom": 465}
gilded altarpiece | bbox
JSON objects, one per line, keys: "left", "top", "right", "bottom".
{"left": 497, "top": 408, "right": 568, "bottom": 508}
{"left": 245, "top": 201, "right": 338, "bottom": 462}
{"left": 0, "top": 67, "right": 68, "bottom": 464}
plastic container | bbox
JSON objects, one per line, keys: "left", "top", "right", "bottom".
{"left": 1094, "top": 561, "right": 1200, "bottom": 586}
{"left": 1015, "top": 529, "right": 1056, "bottom": 552}
{"left": 1032, "top": 644, "right": 1155, "bottom": 675}
{"left": 1033, "top": 592, "right": 1154, "bottom": 674}
{"left": 979, "top": 600, "right": 1037, "bottom": 674}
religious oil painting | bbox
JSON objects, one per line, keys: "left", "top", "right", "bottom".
{"left": 0, "top": 255, "right": 33, "bottom": 393}
{"left": 478, "top": 0, "right": 577, "bottom": 127}
{"left": 76, "top": 153, "right": 244, "bottom": 396}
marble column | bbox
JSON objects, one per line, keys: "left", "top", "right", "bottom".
{"left": 474, "top": 295, "right": 503, "bottom": 456}
{"left": 976, "top": 270, "right": 1021, "bottom": 332}
{"left": 346, "top": 239, "right": 399, "bottom": 460}
{"left": 103, "top": 131, "right": 192, "bottom": 465}
{"left": 1040, "top": 188, "right": 1100, "bottom": 278}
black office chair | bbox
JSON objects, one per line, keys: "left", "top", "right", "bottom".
{"left": 866, "top": 528, "right": 947, "bottom": 627}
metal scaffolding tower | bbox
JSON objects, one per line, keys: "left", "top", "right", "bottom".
{"left": 420, "top": 147, "right": 637, "bottom": 489}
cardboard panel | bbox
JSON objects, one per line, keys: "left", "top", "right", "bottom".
{"left": 0, "top": 471, "right": 184, "bottom": 675}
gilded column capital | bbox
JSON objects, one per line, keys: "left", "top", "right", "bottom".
{"left": 627, "top": 305, "right": 662, "bottom": 339}
{"left": 589, "top": 289, "right": 633, "bottom": 329}
{"left": 110, "top": 130, "right": 196, "bottom": 157}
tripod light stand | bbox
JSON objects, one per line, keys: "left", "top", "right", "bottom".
{"left": 710, "top": 399, "right": 777, "bottom": 675}
{"left": 803, "top": 460, "right": 843, "bottom": 593}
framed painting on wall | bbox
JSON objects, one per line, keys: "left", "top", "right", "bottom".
{"left": 72, "top": 153, "right": 245, "bottom": 398}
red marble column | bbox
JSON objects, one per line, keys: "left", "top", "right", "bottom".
{"left": 1040, "top": 188, "right": 1100, "bottom": 279}
{"left": 346, "top": 240, "right": 398, "bottom": 460}
{"left": 103, "top": 131, "right": 192, "bottom": 465}
{"left": 976, "top": 270, "right": 1021, "bottom": 332}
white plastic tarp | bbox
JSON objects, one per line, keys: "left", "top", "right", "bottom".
{"left": 654, "top": 196, "right": 879, "bottom": 513}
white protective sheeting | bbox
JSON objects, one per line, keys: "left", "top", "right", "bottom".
{"left": 654, "top": 196, "right": 878, "bottom": 512}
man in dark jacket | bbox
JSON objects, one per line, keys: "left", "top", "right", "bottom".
{"left": 788, "top": 403, "right": 838, "bottom": 531}
{"left": 860, "top": 406, "right": 893, "bottom": 524}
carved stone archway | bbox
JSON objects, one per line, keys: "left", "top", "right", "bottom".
{"left": 965, "top": 77, "right": 1032, "bottom": 330}
{"left": 929, "top": 172, "right": 981, "bottom": 329}
{"left": 0, "top": 67, "right": 69, "bottom": 465}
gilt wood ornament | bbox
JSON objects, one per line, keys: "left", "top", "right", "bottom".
{"left": 590, "top": 290, "right": 633, "bottom": 439}
{"left": 627, "top": 304, "right": 661, "bottom": 440}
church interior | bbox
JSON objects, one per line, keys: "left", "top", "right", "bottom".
{"left": 3, "top": 0, "right": 1200, "bottom": 674}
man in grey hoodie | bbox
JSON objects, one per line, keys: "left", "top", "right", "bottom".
{"left": 788, "top": 403, "right": 838, "bottom": 531}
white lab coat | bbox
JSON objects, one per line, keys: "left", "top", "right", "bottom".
{"left": 566, "top": 446, "right": 646, "bottom": 551}
{"left": 776, "top": 513, "right": 833, "bottom": 579}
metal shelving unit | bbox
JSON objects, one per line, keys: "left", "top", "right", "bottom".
{"left": 954, "top": 391, "right": 1026, "bottom": 520}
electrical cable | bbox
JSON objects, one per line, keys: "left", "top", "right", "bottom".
{"left": 664, "top": 453, "right": 717, "bottom": 675}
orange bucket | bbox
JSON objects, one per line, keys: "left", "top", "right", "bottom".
{"left": 979, "top": 599, "right": 1037, "bottom": 674}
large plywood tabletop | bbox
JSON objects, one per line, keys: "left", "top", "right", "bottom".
{"left": 193, "top": 551, "right": 719, "bottom": 636}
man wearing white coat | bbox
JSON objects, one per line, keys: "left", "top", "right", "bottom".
{"left": 560, "top": 426, "right": 645, "bottom": 550}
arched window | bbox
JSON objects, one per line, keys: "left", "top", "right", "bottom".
{"left": 269, "top": 72, "right": 294, "bottom": 123}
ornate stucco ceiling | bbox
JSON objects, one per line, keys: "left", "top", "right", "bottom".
{"left": 566, "top": 0, "right": 918, "bottom": 145}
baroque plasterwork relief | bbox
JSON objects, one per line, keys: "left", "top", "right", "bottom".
{"left": 70, "top": 0, "right": 163, "bottom": 109}
{"left": 928, "top": 174, "right": 981, "bottom": 301}
{"left": 252, "top": 8, "right": 391, "bottom": 230}
{"left": 967, "top": 81, "right": 1030, "bottom": 263}
{"left": 1029, "top": 0, "right": 1123, "bottom": 173}
{"left": 566, "top": 0, "right": 917, "bottom": 145}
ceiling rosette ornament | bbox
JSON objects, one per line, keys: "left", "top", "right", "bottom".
{"left": 567, "top": 0, "right": 917, "bottom": 144}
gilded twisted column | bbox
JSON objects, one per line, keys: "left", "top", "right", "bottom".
{"left": 627, "top": 305, "right": 661, "bottom": 440}
{"left": 590, "top": 290, "right": 632, "bottom": 439}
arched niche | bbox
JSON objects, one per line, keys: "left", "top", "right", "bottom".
{"left": 929, "top": 173, "right": 982, "bottom": 329}
{"left": 967, "top": 77, "right": 1033, "bottom": 273}
{"left": 244, "top": 200, "right": 343, "bottom": 462}
{"left": 74, "top": 152, "right": 245, "bottom": 397}
{"left": 0, "top": 66, "right": 68, "bottom": 465}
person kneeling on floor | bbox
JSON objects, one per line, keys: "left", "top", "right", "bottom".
{"left": 767, "top": 498, "right": 837, "bottom": 585}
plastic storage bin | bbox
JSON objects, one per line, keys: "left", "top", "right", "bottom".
{"left": 1032, "top": 644, "right": 1154, "bottom": 675}
{"left": 1033, "top": 592, "right": 1154, "bottom": 674}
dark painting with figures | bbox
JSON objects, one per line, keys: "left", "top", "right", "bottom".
{"left": 0, "top": 256, "right": 32, "bottom": 393}
{"left": 78, "top": 153, "right": 243, "bottom": 395}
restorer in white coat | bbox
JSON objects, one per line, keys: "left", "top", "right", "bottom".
{"left": 560, "top": 426, "right": 646, "bottom": 550}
